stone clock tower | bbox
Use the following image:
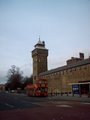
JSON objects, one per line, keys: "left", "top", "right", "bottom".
{"left": 32, "top": 38, "right": 48, "bottom": 83}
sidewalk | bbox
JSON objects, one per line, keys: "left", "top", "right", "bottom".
{"left": 48, "top": 94, "right": 90, "bottom": 103}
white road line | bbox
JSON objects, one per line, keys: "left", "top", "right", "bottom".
{"left": 5, "top": 103, "right": 14, "bottom": 108}
{"left": 22, "top": 101, "right": 40, "bottom": 105}
{"left": 82, "top": 102, "right": 90, "bottom": 105}
{"left": 56, "top": 104, "right": 72, "bottom": 107}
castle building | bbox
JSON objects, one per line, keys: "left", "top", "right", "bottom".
{"left": 32, "top": 40, "right": 90, "bottom": 94}
{"left": 32, "top": 38, "right": 48, "bottom": 83}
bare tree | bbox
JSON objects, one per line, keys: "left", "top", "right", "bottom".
{"left": 6, "top": 65, "right": 23, "bottom": 90}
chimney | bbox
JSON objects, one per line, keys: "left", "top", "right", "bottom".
{"left": 79, "top": 53, "right": 84, "bottom": 59}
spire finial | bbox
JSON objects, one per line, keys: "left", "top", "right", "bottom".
{"left": 39, "top": 35, "right": 40, "bottom": 41}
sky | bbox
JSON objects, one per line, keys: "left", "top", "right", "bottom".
{"left": 0, "top": 0, "right": 90, "bottom": 84}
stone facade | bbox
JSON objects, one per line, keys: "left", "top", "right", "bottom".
{"left": 39, "top": 56, "right": 90, "bottom": 93}
{"left": 32, "top": 39, "right": 48, "bottom": 83}
{"left": 32, "top": 40, "right": 90, "bottom": 94}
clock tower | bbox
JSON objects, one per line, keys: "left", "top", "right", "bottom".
{"left": 32, "top": 38, "right": 48, "bottom": 83}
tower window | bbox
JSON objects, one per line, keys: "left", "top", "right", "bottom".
{"left": 39, "top": 59, "right": 41, "bottom": 62}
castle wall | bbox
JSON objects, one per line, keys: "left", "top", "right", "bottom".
{"left": 41, "top": 64, "right": 90, "bottom": 94}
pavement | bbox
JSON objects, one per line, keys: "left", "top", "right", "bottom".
{"left": 12, "top": 91, "right": 90, "bottom": 103}
{"left": 13, "top": 92, "right": 90, "bottom": 103}
{"left": 48, "top": 94, "right": 90, "bottom": 103}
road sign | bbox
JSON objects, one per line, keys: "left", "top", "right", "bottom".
{"left": 72, "top": 84, "right": 79, "bottom": 94}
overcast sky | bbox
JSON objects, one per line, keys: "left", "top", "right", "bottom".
{"left": 0, "top": 0, "right": 90, "bottom": 83}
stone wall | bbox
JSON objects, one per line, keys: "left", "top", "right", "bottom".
{"left": 41, "top": 64, "right": 90, "bottom": 94}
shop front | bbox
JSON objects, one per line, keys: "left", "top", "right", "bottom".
{"left": 69, "top": 81, "right": 90, "bottom": 97}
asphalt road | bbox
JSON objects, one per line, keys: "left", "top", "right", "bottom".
{"left": 0, "top": 92, "right": 47, "bottom": 111}
{"left": 0, "top": 92, "right": 90, "bottom": 120}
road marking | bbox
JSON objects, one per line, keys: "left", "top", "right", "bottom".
{"left": 21, "top": 100, "right": 39, "bottom": 106}
{"left": 56, "top": 104, "right": 72, "bottom": 108}
{"left": 5, "top": 103, "right": 14, "bottom": 108}
{"left": 82, "top": 102, "right": 90, "bottom": 105}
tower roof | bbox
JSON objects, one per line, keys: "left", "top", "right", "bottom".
{"left": 34, "top": 37, "right": 45, "bottom": 49}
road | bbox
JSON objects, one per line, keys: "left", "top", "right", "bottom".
{"left": 0, "top": 92, "right": 90, "bottom": 120}
{"left": 0, "top": 92, "right": 47, "bottom": 111}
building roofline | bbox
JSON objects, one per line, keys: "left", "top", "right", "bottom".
{"left": 39, "top": 58, "right": 90, "bottom": 76}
